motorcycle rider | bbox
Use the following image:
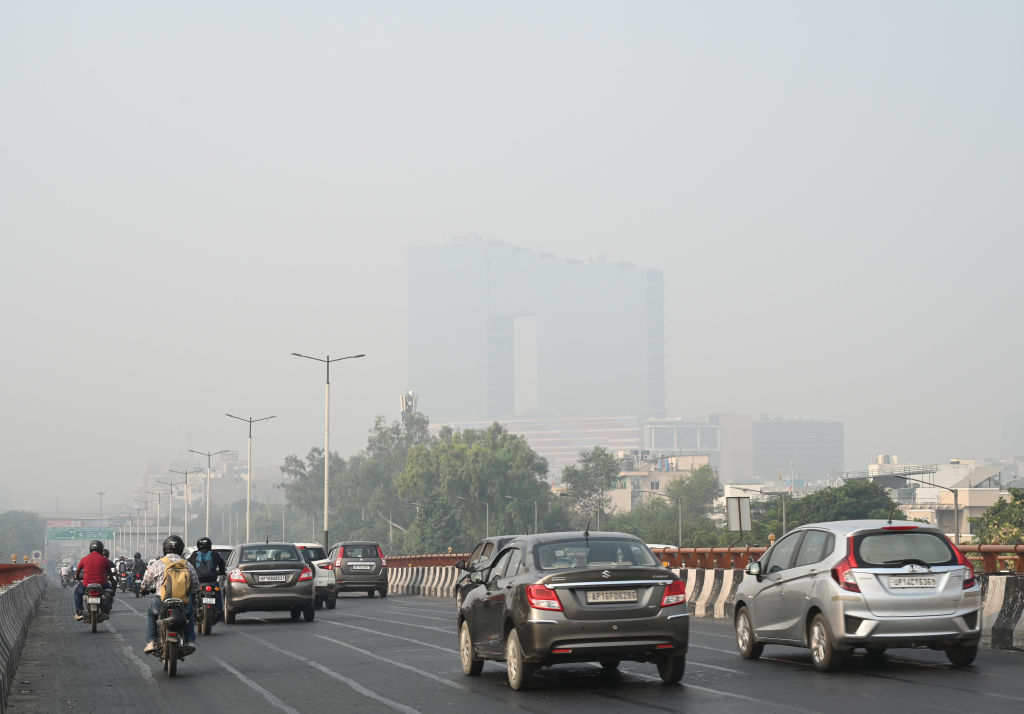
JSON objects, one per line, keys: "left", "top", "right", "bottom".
{"left": 59, "top": 563, "right": 71, "bottom": 585}
{"left": 115, "top": 556, "right": 129, "bottom": 590}
{"left": 131, "top": 551, "right": 147, "bottom": 593}
{"left": 140, "top": 535, "right": 200, "bottom": 655}
{"left": 187, "top": 537, "right": 226, "bottom": 618}
{"left": 73, "top": 540, "right": 115, "bottom": 620}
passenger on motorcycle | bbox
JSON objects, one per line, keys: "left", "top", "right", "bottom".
{"left": 73, "top": 540, "right": 115, "bottom": 620}
{"left": 187, "top": 537, "right": 226, "bottom": 616}
{"left": 59, "top": 564, "right": 71, "bottom": 580}
{"left": 131, "top": 552, "right": 147, "bottom": 579}
{"left": 116, "top": 556, "right": 128, "bottom": 576}
{"left": 141, "top": 535, "right": 200, "bottom": 655}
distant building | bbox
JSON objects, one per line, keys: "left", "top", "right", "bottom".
{"left": 408, "top": 239, "right": 665, "bottom": 423}
{"left": 752, "top": 417, "right": 844, "bottom": 484}
{"left": 643, "top": 414, "right": 753, "bottom": 483}
{"left": 608, "top": 452, "right": 711, "bottom": 515}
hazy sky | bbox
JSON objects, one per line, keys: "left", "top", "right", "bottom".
{"left": 2, "top": 2, "right": 1022, "bottom": 513}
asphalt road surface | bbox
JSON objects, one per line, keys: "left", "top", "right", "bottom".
{"left": 9, "top": 584, "right": 1023, "bottom": 713}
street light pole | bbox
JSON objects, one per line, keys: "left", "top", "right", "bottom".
{"left": 291, "top": 352, "right": 365, "bottom": 548}
{"left": 504, "top": 495, "right": 538, "bottom": 534}
{"left": 157, "top": 480, "right": 182, "bottom": 538}
{"left": 123, "top": 507, "right": 141, "bottom": 555}
{"left": 97, "top": 491, "right": 105, "bottom": 523}
{"left": 169, "top": 469, "right": 199, "bottom": 545}
{"left": 147, "top": 490, "right": 163, "bottom": 549}
{"left": 189, "top": 449, "right": 230, "bottom": 538}
{"left": 457, "top": 496, "right": 489, "bottom": 538}
{"left": 136, "top": 497, "right": 154, "bottom": 557}
{"left": 226, "top": 413, "right": 276, "bottom": 543}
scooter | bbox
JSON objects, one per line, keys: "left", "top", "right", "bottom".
{"left": 82, "top": 582, "right": 112, "bottom": 633}
{"left": 152, "top": 597, "right": 192, "bottom": 677}
{"left": 197, "top": 582, "right": 221, "bottom": 636}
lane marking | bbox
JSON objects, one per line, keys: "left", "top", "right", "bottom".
{"left": 322, "top": 619, "right": 457, "bottom": 653}
{"left": 624, "top": 670, "right": 817, "bottom": 712}
{"left": 206, "top": 653, "right": 301, "bottom": 714}
{"left": 335, "top": 612, "right": 451, "bottom": 633}
{"left": 314, "top": 633, "right": 464, "bottom": 690}
{"left": 105, "top": 620, "right": 157, "bottom": 686}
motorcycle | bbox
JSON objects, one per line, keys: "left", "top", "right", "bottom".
{"left": 133, "top": 573, "right": 143, "bottom": 597}
{"left": 151, "top": 597, "right": 191, "bottom": 677}
{"left": 196, "top": 582, "right": 221, "bottom": 636}
{"left": 82, "top": 582, "right": 112, "bottom": 633}
{"left": 59, "top": 573, "right": 70, "bottom": 588}
{"left": 118, "top": 572, "right": 130, "bottom": 592}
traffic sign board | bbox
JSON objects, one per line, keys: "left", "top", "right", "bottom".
{"left": 45, "top": 526, "right": 115, "bottom": 541}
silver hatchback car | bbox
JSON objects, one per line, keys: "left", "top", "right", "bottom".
{"left": 731, "top": 520, "right": 981, "bottom": 671}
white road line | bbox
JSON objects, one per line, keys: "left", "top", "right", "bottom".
{"left": 235, "top": 629, "right": 421, "bottom": 714}
{"left": 206, "top": 653, "right": 301, "bottom": 714}
{"left": 105, "top": 620, "right": 157, "bottom": 686}
{"left": 338, "top": 612, "right": 451, "bottom": 633}
{"left": 625, "top": 670, "right": 817, "bottom": 712}
{"left": 322, "top": 619, "right": 457, "bottom": 653}
{"left": 688, "top": 642, "right": 745, "bottom": 656}
{"left": 314, "top": 633, "right": 464, "bottom": 690}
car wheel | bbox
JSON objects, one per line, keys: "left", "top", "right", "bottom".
{"left": 809, "top": 613, "right": 842, "bottom": 672}
{"left": 315, "top": 598, "right": 323, "bottom": 610}
{"left": 735, "top": 606, "right": 764, "bottom": 659}
{"left": 304, "top": 604, "right": 315, "bottom": 622}
{"left": 945, "top": 643, "right": 978, "bottom": 667}
{"left": 367, "top": 589, "right": 376, "bottom": 598}
{"left": 290, "top": 607, "right": 301, "bottom": 621}
{"left": 378, "top": 586, "right": 387, "bottom": 598}
{"left": 599, "top": 660, "right": 620, "bottom": 670}
{"left": 504, "top": 628, "right": 535, "bottom": 691}
{"left": 326, "top": 597, "right": 337, "bottom": 610}
{"left": 656, "top": 654, "right": 685, "bottom": 684}
{"left": 225, "top": 607, "right": 235, "bottom": 624}
{"left": 459, "top": 621, "right": 483, "bottom": 676}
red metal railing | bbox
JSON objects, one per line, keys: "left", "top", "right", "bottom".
{"left": 0, "top": 564, "right": 43, "bottom": 587}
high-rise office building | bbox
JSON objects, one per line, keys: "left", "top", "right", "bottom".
{"left": 752, "top": 417, "right": 845, "bottom": 484}
{"left": 408, "top": 239, "right": 665, "bottom": 424}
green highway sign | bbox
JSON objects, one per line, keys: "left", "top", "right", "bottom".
{"left": 46, "top": 527, "right": 115, "bottom": 541}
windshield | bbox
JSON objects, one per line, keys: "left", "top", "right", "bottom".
{"left": 854, "top": 531, "right": 957, "bottom": 567}
{"left": 535, "top": 538, "right": 659, "bottom": 570}
{"left": 240, "top": 546, "right": 300, "bottom": 563}
{"left": 300, "top": 547, "right": 327, "bottom": 560}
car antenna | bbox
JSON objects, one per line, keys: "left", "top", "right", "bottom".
{"left": 583, "top": 519, "right": 591, "bottom": 546}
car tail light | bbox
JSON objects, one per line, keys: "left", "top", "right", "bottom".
{"left": 831, "top": 536, "right": 861, "bottom": 592}
{"left": 946, "top": 538, "right": 976, "bottom": 589}
{"left": 377, "top": 545, "right": 386, "bottom": 567}
{"left": 299, "top": 566, "right": 314, "bottom": 582}
{"left": 335, "top": 546, "right": 345, "bottom": 567}
{"left": 319, "top": 563, "right": 333, "bottom": 571}
{"left": 228, "top": 568, "right": 246, "bottom": 583}
{"left": 660, "top": 579, "right": 686, "bottom": 607}
{"left": 526, "top": 584, "right": 563, "bottom": 611}
{"left": 551, "top": 648, "right": 572, "bottom": 654}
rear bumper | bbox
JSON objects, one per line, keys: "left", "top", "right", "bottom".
{"left": 835, "top": 610, "right": 981, "bottom": 649}
{"left": 517, "top": 611, "right": 689, "bottom": 664}
{"left": 314, "top": 583, "right": 336, "bottom": 598}
{"left": 226, "top": 583, "right": 314, "bottom": 613}
{"left": 335, "top": 575, "right": 388, "bottom": 591}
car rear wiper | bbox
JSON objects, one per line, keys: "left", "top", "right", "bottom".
{"left": 882, "top": 559, "right": 931, "bottom": 567}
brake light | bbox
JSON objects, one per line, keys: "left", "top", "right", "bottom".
{"left": 946, "top": 538, "right": 976, "bottom": 589}
{"left": 335, "top": 546, "right": 345, "bottom": 567}
{"left": 526, "top": 584, "right": 563, "bottom": 611}
{"left": 204, "top": 585, "right": 213, "bottom": 592}
{"left": 299, "top": 566, "right": 314, "bottom": 582}
{"left": 87, "top": 587, "right": 102, "bottom": 597}
{"left": 882, "top": 526, "right": 918, "bottom": 531}
{"left": 228, "top": 568, "right": 246, "bottom": 583}
{"left": 660, "top": 579, "right": 686, "bottom": 607}
{"left": 378, "top": 545, "right": 386, "bottom": 567}
{"left": 319, "top": 563, "right": 333, "bottom": 571}
{"left": 831, "top": 536, "right": 861, "bottom": 593}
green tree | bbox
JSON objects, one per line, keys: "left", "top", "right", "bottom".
{"left": 278, "top": 447, "right": 348, "bottom": 538}
{"left": 969, "top": 488, "right": 1024, "bottom": 544}
{"left": 664, "top": 464, "right": 723, "bottom": 523}
{"left": 561, "top": 447, "right": 621, "bottom": 527}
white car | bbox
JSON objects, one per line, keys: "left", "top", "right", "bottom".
{"left": 295, "top": 542, "right": 337, "bottom": 609}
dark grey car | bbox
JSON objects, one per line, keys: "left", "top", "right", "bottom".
{"left": 328, "top": 541, "right": 388, "bottom": 597}
{"left": 457, "top": 531, "right": 689, "bottom": 690}
{"left": 223, "top": 543, "right": 316, "bottom": 623}
{"left": 454, "top": 535, "right": 519, "bottom": 607}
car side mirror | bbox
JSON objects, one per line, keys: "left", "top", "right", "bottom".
{"left": 454, "top": 560, "right": 466, "bottom": 571}
{"left": 746, "top": 561, "right": 762, "bottom": 580}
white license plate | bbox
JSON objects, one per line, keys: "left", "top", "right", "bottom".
{"left": 86, "top": 597, "right": 101, "bottom": 604}
{"left": 259, "top": 575, "right": 288, "bottom": 583}
{"left": 889, "top": 575, "right": 936, "bottom": 588}
{"left": 350, "top": 563, "right": 373, "bottom": 570}
{"left": 202, "top": 597, "right": 216, "bottom": 604}
{"left": 586, "top": 589, "right": 638, "bottom": 603}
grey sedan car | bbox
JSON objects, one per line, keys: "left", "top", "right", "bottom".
{"left": 223, "top": 542, "right": 316, "bottom": 623}
{"left": 731, "top": 520, "right": 981, "bottom": 671}
{"left": 458, "top": 531, "right": 689, "bottom": 689}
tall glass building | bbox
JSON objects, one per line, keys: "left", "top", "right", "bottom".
{"left": 408, "top": 239, "right": 665, "bottom": 425}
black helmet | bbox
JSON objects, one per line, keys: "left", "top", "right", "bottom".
{"left": 89, "top": 540, "right": 104, "bottom": 553}
{"left": 196, "top": 537, "right": 212, "bottom": 551}
{"left": 134, "top": 552, "right": 142, "bottom": 559}
{"left": 102, "top": 549, "right": 110, "bottom": 558}
{"left": 162, "top": 535, "right": 185, "bottom": 556}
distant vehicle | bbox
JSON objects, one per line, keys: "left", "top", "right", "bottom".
{"left": 731, "top": 520, "right": 981, "bottom": 671}
{"left": 458, "top": 531, "right": 689, "bottom": 690}
{"left": 328, "top": 541, "right": 387, "bottom": 598}
{"left": 222, "top": 542, "right": 316, "bottom": 623}
{"left": 295, "top": 542, "right": 337, "bottom": 609}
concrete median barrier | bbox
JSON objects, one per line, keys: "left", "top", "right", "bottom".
{"left": 978, "top": 574, "right": 1024, "bottom": 650}
{"left": 0, "top": 574, "right": 46, "bottom": 712}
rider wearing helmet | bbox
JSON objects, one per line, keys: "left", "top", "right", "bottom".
{"left": 72, "top": 540, "right": 115, "bottom": 620}
{"left": 140, "top": 535, "right": 200, "bottom": 655}
{"left": 187, "top": 537, "right": 227, "bottom": 617}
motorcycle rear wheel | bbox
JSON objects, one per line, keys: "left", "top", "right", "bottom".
{"left": 201, "top": 610, "right": 212, "bottom": 636}
{"left": 90, "top": 611, "right": 97, "bottom": 633}
{"left": 166, "top": 642, "right": 178, "bottom": 677}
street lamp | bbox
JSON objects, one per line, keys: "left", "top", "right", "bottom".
{"left": 635, "top": 490, "right": 683, "bottom": 548}
{"left": 146, "top": 490, "right": 164, "bottom": 547}
{"left": 225, "top": 413, "right": 276, "bottom": 543}
{"left": 456, "top": 496, "right": 489, "bottom": 538}
{"left": 735, "top": 486, "right": 789, "bottom": 535}
{"left": 169, "top": 468, "right": 200, "bottom": 546}
{"left": 890, "top": 474, "right": 961, "bottom": 545}
{"left": 189, "top": 448, "right": 230, "bottom": 538}
{"left": 157, "top": 480, "right": 183, "bottom": 538}
{"left": 123, "top": 506, "right": 141, "bottom": 555}
{"left": 136, "top": 497, "right": 156, "bottom": 557}
{"left": 291, "top": 351, "right": 365, "bottom": 548}
{"left": 97, "top": 491, "right": 105, "bottom": 523}
{"left": 504, "top": 495, "right": 538, "bottom": 534}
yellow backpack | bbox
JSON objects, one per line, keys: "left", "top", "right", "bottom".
{"left": 160, "top": 556, "right": 191, "bottom": 601}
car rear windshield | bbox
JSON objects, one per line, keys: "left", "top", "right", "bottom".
{"left": 535, "top": 539, "right": 659, "bottom": 570}
{"left": 300, "top": 547, "right": 327, "bottom": 560}
{"left": 342, "top": 545, "right": 379, "bottom": 559}
{"left": 241, "top": 546, "right": 300, "bottom": 562}
{"left": 854, "top": 531, "right": 957, "bottom": 567}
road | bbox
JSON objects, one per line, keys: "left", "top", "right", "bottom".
{"left": 8, "top": 583, "right": 1024, "bottom": 713}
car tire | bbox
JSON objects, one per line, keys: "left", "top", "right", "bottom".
{"left": 367, "top": 589, "right": 376, "bottom": 598}
{"left": 225, "top": 607, "right": 235, "bottom": 624}
{"left": 290, "top": 607, "right": 301, "bottom": 621}
{"left": 304, "top": 604, "right": 315, "bottom": 622}
{"left": 599, "top": 660, "right": 620, "bottom": 670}
{"left": 459, "top": 621, "right": 483, "bottom": 676}
{"left": 505, "top": 628, "right": 535, "bottom": 691}
{"left": 735, "top": 606, "right": 764, "bottom": 659}
{"left": 945, "top": 643, "right": 978, "bottom": 667}
{"left": 656, "top": 654, "right": 685, "bottom": 684}
{"left": 326, "top": 597, "right": 337, "bottom": 610}
{"left": 378, "top": 586, "right": 387, "bottom": 598}
{"left": 315, "top": 598, "right": 323, "bottom": 610}
{"left": 809, "top": 613, "right": 843, "bottom": 672}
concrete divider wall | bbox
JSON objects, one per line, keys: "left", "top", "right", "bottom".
{"left": 1, "top": 574, "right": 46, "bottom": 713}
{"left": 978, "top": 574, "right": 1024, "bottom": 650}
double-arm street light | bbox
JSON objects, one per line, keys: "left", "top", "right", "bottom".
{"left": 136, "top": 496, "right": 157, "bottom": 557}
{"left": 146, "top": 490, "right": 164, "bottom": 548}
{"left": 891, "top": 474, "right": 961, "bottom": 544}
{"left": 635, "top": 490, "right": 683, "bottom": 548}
{"left": 291, "top": 351, "right": 365, "bottom": 548}
{"left": 457, "top": 496, "right": 490, "bottom": 538}
{"left": 169, "top": 468, "right": 200, "bottom": 546}
{"left": 157, "top": 479, "right": 184, "bottom": 539}
{"left": 97, "top": 491, "right": 106, "bottom": 523}
{"left": 123, "top": 506, "right": 141, "bottom": 555}
{"left": 189, "top": 448, "right": 230, "bottom": 537}
{"left": 504, "top": 495, "right": 538, "bottom": 534}
{"left": 226, "top": 413, "right": 276, "bottom": 543}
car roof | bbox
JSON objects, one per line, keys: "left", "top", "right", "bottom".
{"left": 511, "top": 531, "right": 647, "bottom": 547}
{"left": 793, "top": 520, "right": 943, "bottom": 536}
{"left": 330, "top": 540, "right": 380, "bottom": 547}
{"left": 294, "top": 542, "right": 328, "bottom": 548}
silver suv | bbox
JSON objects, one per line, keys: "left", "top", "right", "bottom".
{"left": 731, "top": 520, "right": 981, "bottom": 671}
{"left": 328, "top": 541, "right": 387, "bottom": 597}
